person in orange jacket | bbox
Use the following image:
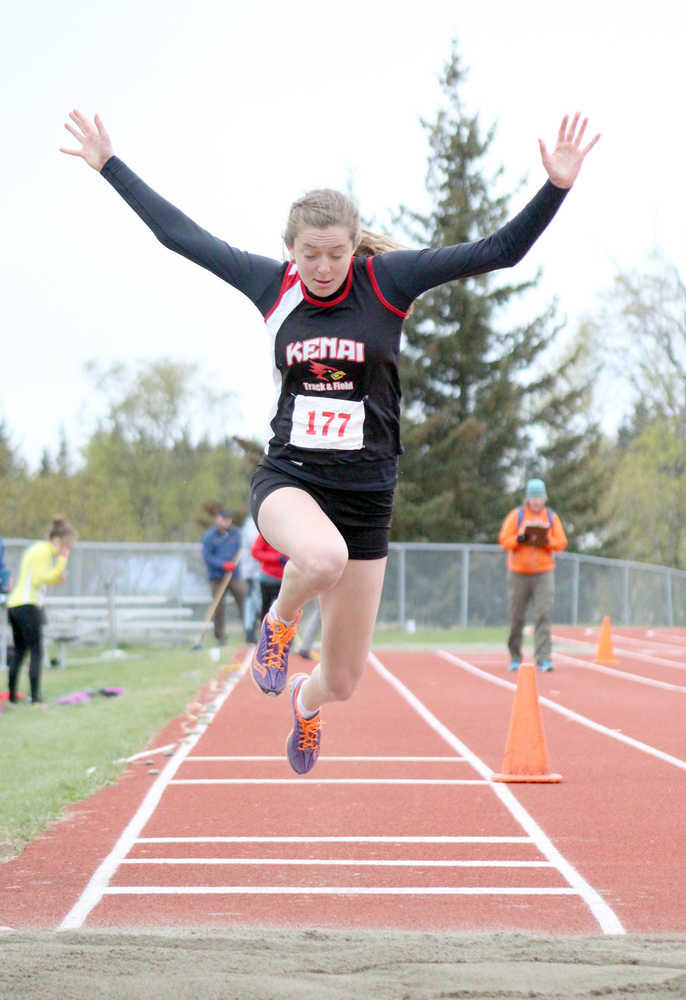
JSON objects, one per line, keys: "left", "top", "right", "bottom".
{"left": 498, "top": 478, "right": 567, "bottom": 673}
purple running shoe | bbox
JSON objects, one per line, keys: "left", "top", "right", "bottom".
{"left": 251, "top": 609, "right": 302, "bottom": 696}
{"left": 286, "top": 673, "right": 321, "bottom": 775}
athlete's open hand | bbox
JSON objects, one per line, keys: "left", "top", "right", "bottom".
{"left": 60, "top": 110, "right": 113, "bottom": 171}
{"left": 538, "top": 113, "right": 600, "bottom": 189}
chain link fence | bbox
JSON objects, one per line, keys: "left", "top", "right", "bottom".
{"left": 2, "top": 538, "right": 683, "bottom": 631}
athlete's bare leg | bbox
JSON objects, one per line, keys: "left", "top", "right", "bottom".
{"left": 256, "top": 487, "right": 349, "bottom": 623}
{"left": 256, "top": 486, "right": 386, "bottom": 711}
{"left": 298, "top": 557, "right": 387, "bottom": 713}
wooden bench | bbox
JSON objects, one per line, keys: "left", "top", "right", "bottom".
{"left": 42, "top": 596, "right": 201, "bottom": 663}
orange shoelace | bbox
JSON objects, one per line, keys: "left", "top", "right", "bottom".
{"left": 256, "top": 617, "right": 299, "bottom": 675}
{"left": 296, "top": 712, "right": 320, "bottom": 753}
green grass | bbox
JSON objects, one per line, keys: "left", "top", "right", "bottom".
{"left": 0, "top": 643, "right": 241, "bottom": 857}
{"left": 372, "top": 624, "right": 508, "bottom": 646}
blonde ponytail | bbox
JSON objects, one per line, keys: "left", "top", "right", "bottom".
{"left": 356, "top": 227, "right": 407, "bottom": 256}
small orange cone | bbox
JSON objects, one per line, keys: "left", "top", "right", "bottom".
{"left": 594, "top": 615, "right": 616, "bottom": 665}
{"left": 492, "top": 664, "right": 562, "bottom": 783}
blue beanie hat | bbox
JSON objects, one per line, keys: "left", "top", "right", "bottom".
{"left": 525, "top": 477, "right": 547, "bottom": 499}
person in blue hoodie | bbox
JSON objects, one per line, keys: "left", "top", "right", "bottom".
{"left": 0, "top": 537, "right": 10, "bottom": 595}
{"left": 201, "top": 508, "right": 248, "bottom": 646}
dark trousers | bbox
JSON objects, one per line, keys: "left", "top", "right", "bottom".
{"left": 210, "top": 576, "right": 249, "bottom": 644}
{"left": 259, "top": 575, "right": 282, "bottom": 621}
{"left": 8, "top": 604, "right": 44, "bottom": 702}
{"left": 507, "top": 570, "right": 555, "bottom": 664}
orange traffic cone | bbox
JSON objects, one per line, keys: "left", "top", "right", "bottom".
{"left": 492, "top": 664, "right": 562, "bottom": 783}
{"left": 594, "top": 615, "right": 616, "bottom": 665}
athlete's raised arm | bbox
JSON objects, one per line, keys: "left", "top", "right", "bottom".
{"left": 371, "top": 111, "right": 600, "bottom": 307}
{"left": 58, "top": 108, "right": 283, "bottom": 309}
{"left": 538, "top": 112, "right": 600, "bottom": 189}
{"left": 60, "top": 109, "right": 113, "bottom": 171}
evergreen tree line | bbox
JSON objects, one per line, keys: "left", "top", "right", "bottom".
{"left": 0, "top": 359, "right": 257, "bottom": 543}
{"left": 3, "top": 47, "right": 685, "bottom": 567}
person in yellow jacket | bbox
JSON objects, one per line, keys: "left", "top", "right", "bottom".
{"left": 7, "top": 516, "right": 77, "bottom": 704}
{"left": 498, "top": 478, "right": 567, "bottom": 673}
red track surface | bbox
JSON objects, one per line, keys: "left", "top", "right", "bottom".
{"left": 1, "top": 628, "right": 685, "bottom": 934}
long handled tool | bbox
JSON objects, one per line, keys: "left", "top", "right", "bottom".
{"left": 190, "top": 552, "right": 242, "bottom": 650}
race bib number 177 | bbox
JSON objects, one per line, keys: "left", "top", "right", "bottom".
{"left": 290, "top": 395, "right": 365, "bottom": 451}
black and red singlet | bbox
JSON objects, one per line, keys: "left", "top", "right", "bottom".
{"left": 101, "top": 157, "right": 567, "bottom": 491}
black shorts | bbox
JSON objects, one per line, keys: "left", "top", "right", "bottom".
{"left": 250, "top": 462, "right": 394, "bottom": 560}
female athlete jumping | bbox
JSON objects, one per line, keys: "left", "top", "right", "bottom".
{"left": 61, "top": 109, "right": 599, "bottom": 773}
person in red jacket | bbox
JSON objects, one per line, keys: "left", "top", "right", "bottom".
{"left": 251, "top": 534, "right": 288, "bottom": 624}
{"left": 498, "top": 478, "right": 567, "bottom": 673}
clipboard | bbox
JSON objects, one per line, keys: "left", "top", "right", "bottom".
{"left": 523, "top": 524, "right": 550, "bottom": 548}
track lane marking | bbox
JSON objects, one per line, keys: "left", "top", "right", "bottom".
{"left": 58, "top": 646, "right": 624, "bottom": 933}
{"left": 168, "top": 778, "right": 488, "bottom": 785}
{"left": 185, "top": 755, "right": 468, "bottom": 762}
{"left": 369, "top": 651, "right": 625, "bottom": 935}
{"left": 120, "top": 858, "right": 554, "bottom": 867}
{"left": 102, "top": 886, "right": 578, "bottom": 896}
{"left": 554, "top": 652, "right": 686, "bottom": 693}
{"left": 57, "top": 650, "right": 251, "bottom": 931}
{"left": 551, "top": 633, "right": 686, "bottom": 672}
{"left": 137, "top": 836, "right": 533, "bottom": 844}
{"left": 439, "top": 650, "right": 686, "bottom": 772}
{"left": 561, "top": 628, "right": 686, "bottom": 657}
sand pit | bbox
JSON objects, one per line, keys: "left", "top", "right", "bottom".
{"left": 1, "top": 927, "right": 685, "bottom": 999}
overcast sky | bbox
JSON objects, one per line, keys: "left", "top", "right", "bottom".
{"left": 3, "top": 0, "right": 684, "bottom": 470}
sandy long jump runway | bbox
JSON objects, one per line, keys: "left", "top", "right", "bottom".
{"left": 2, "top": 632, "right": 685, "bottom": 940}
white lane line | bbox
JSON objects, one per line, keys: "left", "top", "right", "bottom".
{"left": 137, "top": 836, "right": 533, "bottom": 844}
{"left": 369, "top": 652, "right": 625, "bottom": 935}
{"left": 103, "top": 886, "right": 577, "bottom": 897}
{"left": 439, "top": 650, "right": 686, "bottom": 773}
{"left": 185, "top": 755, "right": 467, "bottom": 762}
{"left": 552, "top": 633, "right": 686, "bottom": 672}
{"left": 616, "top": 628, "right": 686, "bottom": 646}
{"left": 57, "top": 650, "right": 251, "bottom": 931}
{"left": 562, "top": 630, "right": 686, "bottom": 657}
{"left": 121, "top": 858, "right": 553, "bottom": 868}
{"left": 555, "top": 652, "right": 686, "bottom": 693}
{"left": 169, "top": 778, "right": 487, "bottom": 785}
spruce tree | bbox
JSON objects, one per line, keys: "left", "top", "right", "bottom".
{"left": 0, "top": 419, "right": 26, "bottom": 478}
{"left": 521, "top": 329, "right": 607, "bottom": 553}
{"left": 392, "top": 44, "right": 599, "bottom": 544}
